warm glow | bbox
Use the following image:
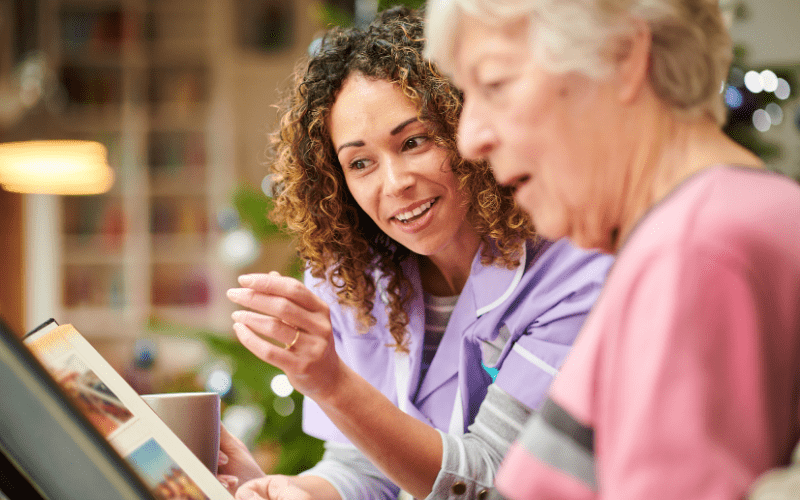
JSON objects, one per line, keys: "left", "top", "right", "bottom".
{"left": 0, "top": 140, "right": 114, "bottom": 195}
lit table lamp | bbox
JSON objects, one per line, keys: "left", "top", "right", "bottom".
{"left": 0, "top": 51, "right": 115, "bottom": 196}
{"left": 0, "top": 140, "right": 114, "bottom": 195}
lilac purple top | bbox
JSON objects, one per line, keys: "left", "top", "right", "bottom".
{"left": 302, "top": 238, "right": 613, "bottom": 498}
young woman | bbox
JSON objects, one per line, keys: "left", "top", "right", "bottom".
{"left": 425, "top": 0, "right": 800, "bottom": 498}
{"left": 221, "top": 7, "right": 613, "bottom": 500}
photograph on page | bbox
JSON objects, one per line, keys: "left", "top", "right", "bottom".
{"left": 126, "top": 438, "right": 210, "bottom": 500}
{"left": 24, "top": 321, "right": 234, "bottom": 500}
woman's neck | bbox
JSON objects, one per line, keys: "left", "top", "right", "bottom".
{"left": 611, "top": 107, "right": 763, "bottom": 252}
{"left": 418, "top": 236, "right": 481, "bottom": 297}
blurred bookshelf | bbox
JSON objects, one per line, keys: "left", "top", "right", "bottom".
{"left": 40, "top": 0, "right": 236, "bottom": 341}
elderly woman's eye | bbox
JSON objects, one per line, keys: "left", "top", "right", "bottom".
{"left": 482, "top": 79, "right": 508, "bottom": 95}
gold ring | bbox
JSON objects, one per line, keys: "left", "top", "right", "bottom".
{"left": 285, "top": 329, "right": 301, "bottom": 350}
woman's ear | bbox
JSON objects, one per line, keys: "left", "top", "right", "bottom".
{"left": 611, "top": 18, "right": 652, "bottom": 105}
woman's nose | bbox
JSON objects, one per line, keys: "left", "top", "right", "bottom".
{"left": 457, "top": 96, "right": 496, "bottom": 160}
{"left": 384, "top": 157, "right": 414, "bottom": 196}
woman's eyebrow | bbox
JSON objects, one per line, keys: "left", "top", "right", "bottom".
{"left": 337, "top": 140, "right": 365, "bottom": 154}
{"left": 336, "top": 117, "right": 420, "bottom": 154}
{"left": 391, "top": 117, "right": 420, "bottom": 136}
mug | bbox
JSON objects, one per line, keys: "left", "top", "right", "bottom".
{"left": 141, "top": 392, "right": 220, "bottom": 474}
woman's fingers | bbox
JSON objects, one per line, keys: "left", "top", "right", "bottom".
{"left": 226, "top": 287, "right": 325, "bottom": 336}
{"left": 234, "top": 322, "right": 296, "bottom": 367}
{"left": 236, "top": 476, "right": 312, "bottom": 500}
{"left": 231, "top": 310, "right": 298, "bottom": 347}
{"left": 234, "top": 273, "right": 327, "bottom": 313}
{"left": 219, "top": 423, "right": 246, "bottom": 454}
{"left": 218, "top": 474, "right": 239, "bottom": 493}
{"left": 227, "top": 273, "right": 342, "bottom": 400}
{"left": 226, "top": 274, "right": 332, "bottom": 341}
{"left": 234, "top": 321, "right": 339, "bottom": 400}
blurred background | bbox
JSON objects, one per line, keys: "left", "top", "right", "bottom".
{"left": 0, "top": 0, "right": 796, "bottom": 476}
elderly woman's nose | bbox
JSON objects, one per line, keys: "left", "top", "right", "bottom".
{"left": 457, "top": 98, "right": 495, "bottom": 160}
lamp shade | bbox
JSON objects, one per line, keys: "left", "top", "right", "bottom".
{"left": 0, "top": 140, "right": 114, "bottom": 195}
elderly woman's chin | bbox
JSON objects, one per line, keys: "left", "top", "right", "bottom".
{"left": 517, "top": 191, "right": 588, "bottom": 249}
{"left": 528, "top": 210, "right": 573, "bottom": 247}
{"left": 533, "top": 209, "right": 612, "bottom": 253}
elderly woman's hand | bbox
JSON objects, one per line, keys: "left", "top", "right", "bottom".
{"left": 226, "top": 272, "right": 346, "bottom": 402}
{"left": 217, "top": 424, "right": 266, "bottom": 494}
{"left": 235, "top": 475, "right": 314, "bottom": 500}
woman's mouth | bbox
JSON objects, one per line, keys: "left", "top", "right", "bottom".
{"left": 506, "top": 174, "right": 531, "bottom": 195}
{"left": 394, "top": 198, "right": 436, "bottom": 223}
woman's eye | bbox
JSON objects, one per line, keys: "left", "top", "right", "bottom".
{"left": 348, "top": 158, "right": 371, "bottom": 171}
{"left": 402, "top": 135, "right": 429, "bottom": 151}
{"left": 481, "top": 79, "right": 507, "bottom": 96}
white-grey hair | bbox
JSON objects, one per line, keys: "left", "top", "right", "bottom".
{"left": 425, "top": 0, "right": 732, "bottom": 125}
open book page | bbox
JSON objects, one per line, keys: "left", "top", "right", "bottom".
{"left": 24, "top": 322, "right": 234, "bottom": 500}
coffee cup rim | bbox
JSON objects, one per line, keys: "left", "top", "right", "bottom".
{"left": 142, "top": 392, "right": 219, "bottom": 399}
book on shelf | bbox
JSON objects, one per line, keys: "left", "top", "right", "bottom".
{"left": 0, "top": 319, "right": 232, "bottom": 500}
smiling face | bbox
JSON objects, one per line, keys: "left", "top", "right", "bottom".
{"left": 329, "top": 73, "right": 480, "bottom": 261}
{"left": 452, "top": 14, "right": 624, "bottom": 250}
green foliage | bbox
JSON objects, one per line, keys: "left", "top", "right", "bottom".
{"left": 316, "top": 0, "right": 427, "bottom": 27}
{"left": 315, "top": 2, "right": 355, "bottom": 27}
{"left": 232, "top": 185, "right": 285, "bottom": 240}
{"left": 724, "top": 123, "right": 782, "bottom": 161}
{"left": 378, "top": 0, "right": 426, "bottom": 11}
{"left": 233, "top": 184, "right": 304, "bottom": 280}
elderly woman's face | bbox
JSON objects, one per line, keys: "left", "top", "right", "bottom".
{"left": 452, "top": 14, "right": 618, "bottom": 247}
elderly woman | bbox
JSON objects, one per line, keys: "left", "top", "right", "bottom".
{"left": 425, "top": 0, "right": 800, "bottom": 499}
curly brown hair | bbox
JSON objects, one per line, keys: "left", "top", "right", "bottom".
{"left": 269, "top": 6, "right": 535, "bottom": 350}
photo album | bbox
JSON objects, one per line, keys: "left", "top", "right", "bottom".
{"left": 21, "top": 320, "right": 234, "bottom": 500}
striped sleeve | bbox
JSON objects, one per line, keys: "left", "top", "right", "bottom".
{"left": 426, "top": 384, "right": 532, "bottom": 499}
{"left": 501, "top": 396, "right": 596, "bottom": 490}
{"left": 300, "top": 442, "right": 400, "bottom": 500}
